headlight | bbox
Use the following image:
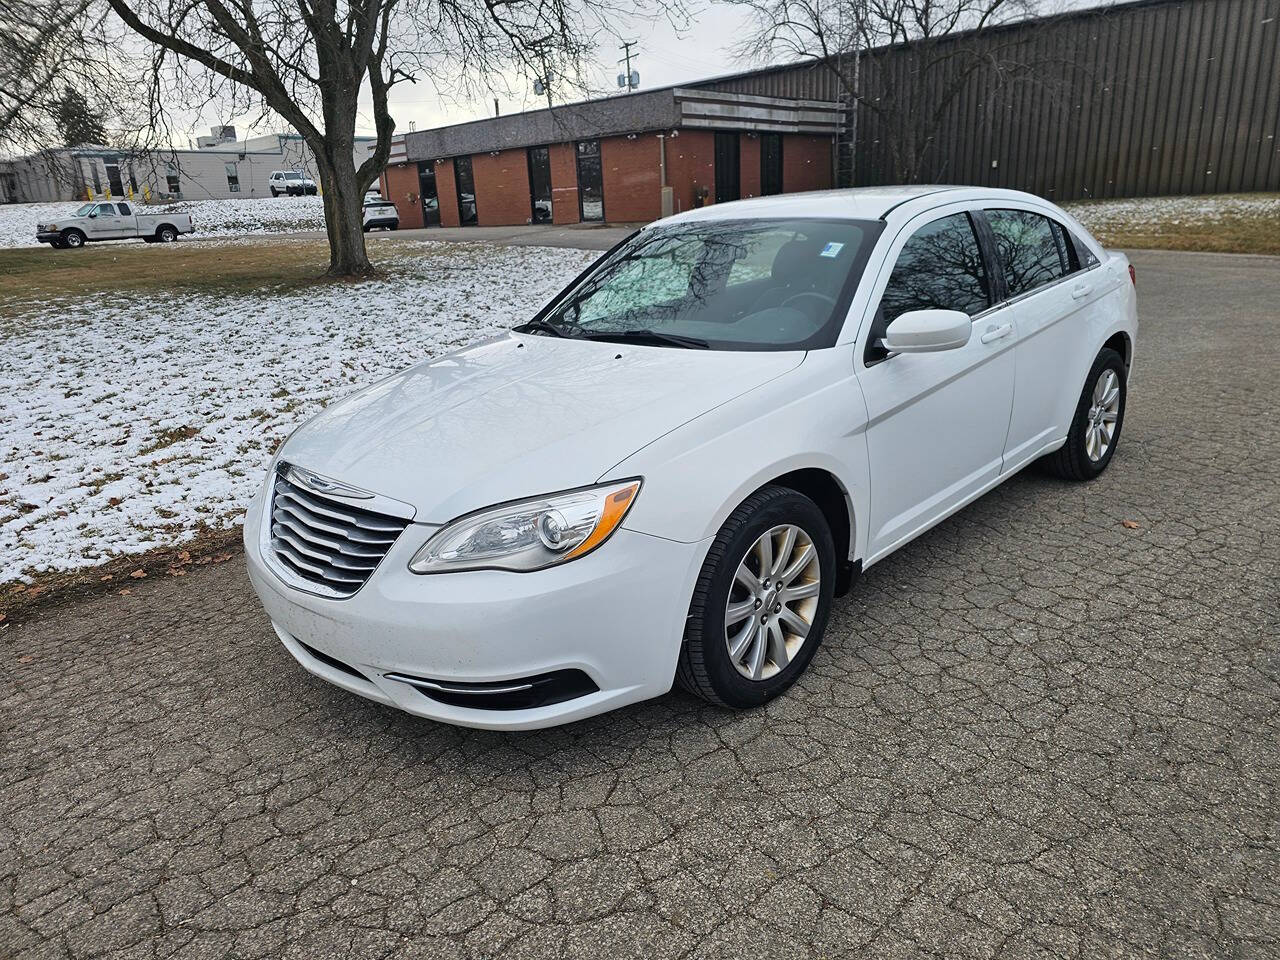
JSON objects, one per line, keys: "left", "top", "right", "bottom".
{"left": 408, "top": 479, "right": 641, "bottom": 574}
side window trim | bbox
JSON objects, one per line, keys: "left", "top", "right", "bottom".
{"left": 969, "top": 210, "right": 1008, "bottom": 304}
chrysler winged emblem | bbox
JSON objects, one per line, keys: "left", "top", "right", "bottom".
{"left": 286, "top": 465, "right": 375, "bottom": 500}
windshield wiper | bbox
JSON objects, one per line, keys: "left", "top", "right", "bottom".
{"left": 513, "top": 318, "right": 572, "bottom": 339}
{"left": 581, "top": 329, "right": 710, "bottom": 350}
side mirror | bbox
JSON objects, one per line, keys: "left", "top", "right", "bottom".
{"left": 88, "top": 211, "right": 97, "bottom": 218}
{"left": 882, "top": 309, "right": 972, "bottom": 354}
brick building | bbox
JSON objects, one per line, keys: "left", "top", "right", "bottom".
{"left": 378, "top": 86, "right": 843, "bottom": 230}
{"left": 377, "top": 0, "right": 1280, "bottom": 226}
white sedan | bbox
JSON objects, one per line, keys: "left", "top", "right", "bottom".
{"left": 244, "top": 186, "right": 1137, "bottom": 729}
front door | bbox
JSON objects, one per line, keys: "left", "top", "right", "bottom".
{"left": 453, "top": 156, "right": 477, "bottom": 225}
{"left": 858, "top": 208, "right": 1016, "bottom": 562}
{"left": 418, "top": 163, "right": 440, "bottom": 227}
{"left": 528, "top": 146, "right": 553, "bottom": 223}
{"left": 86, "top": 202, "right": 125, "bottom": 238}
{"left": 760, "top": 134, "right": 783, "bottom": 196}
{"left": 575, "top": 140, "right": 603, "bottom": 222}
{"left": 104, "top": 162, "right": 124, "bottom": 197}
{"left": 714, "top": 132, "right": 740, "bottom": 204}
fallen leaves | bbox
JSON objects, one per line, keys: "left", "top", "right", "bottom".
{"left": 1121, "top": 520, "right": 1141, "bottom": 530}
{"left": 129, "top": 569, "right": 146, "bottom": 579}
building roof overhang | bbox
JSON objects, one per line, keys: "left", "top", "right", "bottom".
{"left": 399, "top": 87, "right": 842, "bottom": 163}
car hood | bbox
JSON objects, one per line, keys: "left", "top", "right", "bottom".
{"left": 279, "top": 333, "right": 804, "bottom": 522}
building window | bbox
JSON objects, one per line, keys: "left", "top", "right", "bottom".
{"left": 454, "top": 155, "right": 477, "bottom": 225}
{"left": 576, "top": 140, "right": 603, "bottom": 222}
{"left": 224, "top": 162, "right": 241, "bottom": 193}
{"left": 165, "top": 164, "right": 181, "bottom": 195}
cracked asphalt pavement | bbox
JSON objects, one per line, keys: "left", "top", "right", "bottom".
{"left": 3, "top": 249, "right": 1278, "bottom": 959}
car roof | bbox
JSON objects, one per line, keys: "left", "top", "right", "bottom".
{"left": 659, "top": 185, "right": 1061, "bottom": 225}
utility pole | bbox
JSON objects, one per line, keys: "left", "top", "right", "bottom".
{"left": 618, "top": 41, "right": 640, "bottom": 93}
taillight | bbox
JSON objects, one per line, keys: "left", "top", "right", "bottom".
{"left": 1128, "top": 264, "right": 1136, "bottom": 287}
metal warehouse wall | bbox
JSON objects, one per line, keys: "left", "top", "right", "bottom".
{"left": 702, "top": 0, "right": 1280, "bottom": 200}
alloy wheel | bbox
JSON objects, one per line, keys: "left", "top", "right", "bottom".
{"left": 1085, "top": 369, "right": 1121, "bottom": 461}
{"left": 724, "top": 524, "right": 821, "bottom": 681}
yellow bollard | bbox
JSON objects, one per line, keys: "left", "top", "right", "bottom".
{"left": 86, "top": 187, "right": 94, "bottom": 200}
{"left": 143, "top": 185, "right": 152, "bottom": 203}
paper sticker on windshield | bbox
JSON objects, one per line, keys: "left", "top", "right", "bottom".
{"left": 820, "top": 242, "right": 844, "bottom": 258}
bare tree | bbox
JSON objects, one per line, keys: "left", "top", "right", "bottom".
{"left": 728, "top": 0, "right": 1049, "bottom": 183}
{"left": 102, "top": 0, "right": 658, "bottom": 277}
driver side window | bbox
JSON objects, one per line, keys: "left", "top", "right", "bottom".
{"left": 866, "top": 212, "right": 990, "bottom": 364}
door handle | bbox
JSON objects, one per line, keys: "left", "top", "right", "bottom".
{"left": 1071, "top": 283, "right": 1093, "bottom": 300}
{"left": 980, "top": 322, "right": 1014, "bottom": 344}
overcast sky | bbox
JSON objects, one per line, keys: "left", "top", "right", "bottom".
{"left": 186, "top": 3, "right": 767, "bottom": 145}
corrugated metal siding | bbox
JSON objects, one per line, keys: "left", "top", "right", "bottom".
{"left": 697, "top": 0, "right": 1279, "bottom": 199}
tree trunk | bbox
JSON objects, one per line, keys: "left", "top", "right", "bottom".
{"left": 314, "top": 146, "right": 374, "bottom": 278}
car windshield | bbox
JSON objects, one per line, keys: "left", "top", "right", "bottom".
{"left": 74, "top": 203, "right": 95, "bottom": 216}
{"left": 529, "top": 218, "right": 882, "bottom": 351}
{"left": 284, "top": 172, "right": 303, "bottom": 180}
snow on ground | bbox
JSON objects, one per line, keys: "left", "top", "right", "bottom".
{"left": 1064, "top": 194, "right": 1280, "bottom": 232}
{"left": 0, "top": 195, "right": 327, "bottom": 247}
{"left": 0, "top": 242, "right": 596, "bottom": 583}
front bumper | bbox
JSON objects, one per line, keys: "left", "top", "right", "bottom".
{"left": 36, "top": 231, "right": 60, "bottom": 243}
{"left": 243, "top": 486, "right": 707, "bottom": 730}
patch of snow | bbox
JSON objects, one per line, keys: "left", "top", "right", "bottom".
{"left": 1065, "top": 194, "right": 1280, "bottom": 233}
{"left": 0, "top": 196, "right": 328, "bottom": 247}
{"left": 0, "top": 242, "right": 596, "bottom": 583}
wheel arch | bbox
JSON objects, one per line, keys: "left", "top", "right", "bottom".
{"left": 155, "top": 223, "right": 179, "bottom": 238}
{"left": 746, "top": 467, "right": 860, "bottom": 597}
{"left": 1103, "top": 330, "right": 1131, "bottom": 370}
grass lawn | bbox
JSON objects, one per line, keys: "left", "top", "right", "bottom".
{"left": 0, "top": 233, "right": 424, "bottom": 305}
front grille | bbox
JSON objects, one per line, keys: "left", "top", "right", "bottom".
{"left": 268, "top": 469, "right": 409, "bottom": 597}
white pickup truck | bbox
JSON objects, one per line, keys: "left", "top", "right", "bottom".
{"left": 36, "top": 201, "right": 194, "bottom": 249}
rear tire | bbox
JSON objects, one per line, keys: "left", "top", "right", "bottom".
{"left": 1042, "top": 347, "right": 1127, "bottom": 481}
{"left": 271, "top": 188, "right": 279, "bottom": 197}
{"left": 156, "top": 226, "right": 178, "bottom": 243}
{"left": 676, "top": 485, "right": 836, "bottom": 708}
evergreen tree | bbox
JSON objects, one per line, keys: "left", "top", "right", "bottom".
{"left": 53, "top": 87, "right": 106, "bottom": 146}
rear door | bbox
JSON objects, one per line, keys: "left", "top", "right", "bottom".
{"left": 858, "top": 207, "right": 1017, "bottom": 562}
{"left": 980, "top": 206, "right": 1105, "bottom": 471}
{"left": 115, "top": 202, "right": 138, "bottom": 237}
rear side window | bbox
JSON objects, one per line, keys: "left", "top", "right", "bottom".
{"left": 1066, "top": 228, "right": 1100, "bottom": 269}
{"left": 986, "top": 209, "right": 1068, "bottom": 297}
{"left": 117, "top": 203, "right": 131, "bottom": 215}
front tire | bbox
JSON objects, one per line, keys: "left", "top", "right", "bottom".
{"left": 1043, "top": 347, "right": 1127, "bottom": 480}
{"left": 676, "top": 486, "right": 836, "bottom": 708}
{"left": 62, "top": 229, "right": 84, "bottom": 248}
